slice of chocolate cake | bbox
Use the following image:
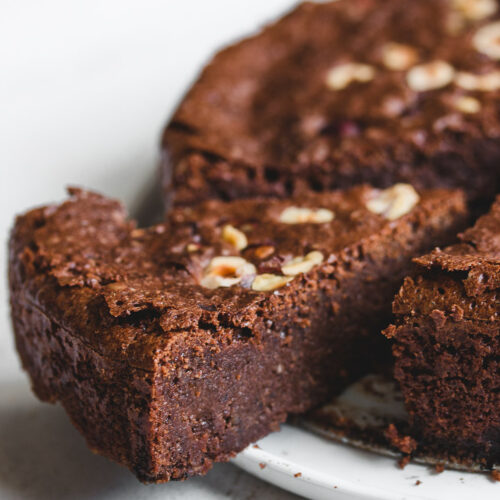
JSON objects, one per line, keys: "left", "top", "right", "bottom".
{"left": 385, "top": 195, "right": 500, "bottom": 468}
{"left": 162, "top": 0, "right": 500, "bottom": 209}
{"left": 9, "top": 185, "right": 467, "bottom": 481}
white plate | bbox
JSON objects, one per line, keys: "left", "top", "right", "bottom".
{"left": 233, "top": 424, "right": 499, "bottom": 500}
{"left": 1, "top": 2, "right": 498, "bottom": 499}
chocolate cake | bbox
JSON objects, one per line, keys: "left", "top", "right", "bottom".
{"left": 385, "top": 195, "right": 500, "bottom": 467}
{"left": 162, "top": 0, "right": 500, "bottom": 209}
{"left": 9, "top": 184, "right": 467, "bottom": 481}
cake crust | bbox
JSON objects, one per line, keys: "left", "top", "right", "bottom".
{"left": 162, "top": 0, "right": 500, "bottom": 208}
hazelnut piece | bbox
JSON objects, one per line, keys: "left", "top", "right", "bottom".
{"left": 326, "top": 63, "right": 376, "bottom": 90}
{"left": 279, "top": 206, "right": 334, "bottom": 224}
{"left": 406, "top": 61, "right": 455, "bottom": 92}
{"left": 282, "top": 251, "right": 324, "bottom": 276}
{"left": 366, "top": 184, "right": 420, "bottom": 220}
{"left": 201, "top": 256, "right": 256, "bottom": 289}
{"left": 222, "top": 224, "right": 248, "bottom": 251}
{"left": 251, "top": 274, "right": 293, "bottom": 292}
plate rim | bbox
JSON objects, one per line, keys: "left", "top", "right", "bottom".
{"left": 232, "top": 429, "right": 431, "bottom": 500}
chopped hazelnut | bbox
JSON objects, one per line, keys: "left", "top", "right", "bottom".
{"left": 366, "top": 184, "right": 420, "bottom": 220}
{"left": 282, "top": 251, "right": 324, "bottom": 276}
{"left": 130, "top": 228, "right": 146, "bottom": 238}
{"left": 453, "top": 0, "right": 497, "bottom": 21}
{"left": 454, "top": 96, "right": 481, "bottom": 113}
{"left": 186, "top": 243, "right": 200, "bottom": 253}
{"left": 254, "top": 245, "right": 275, "bottom": 260}
{"left": 107, "top": 282, "right": 127, "bottom": 291}
{"left": 406, "top": 61, "right": 455, "bottom": 92}
{"left": 381, "top": 43, "right": 418, "bottom": 71}
{"left": 201, "top": 256, "right": 256, "bottom": 289}
{"left": 251, "top": 274, "right": 293, "bottom": 292}
{"left": 279, "top": 206, "right": 334, "bottom": 224}
{"left": 473, "top": 21, "right": 500, "bottom": 59}
{"left": 325, "top": 62, "right": 376, "bottom": 90}
{"left": 222, "top": 224, "right": 248, "bottom": 251}
{"left": 446, "top": 11, "right": 466, "bottom": 35}
{"left": 455, "top": 70, "right": 500, "bottom": 91}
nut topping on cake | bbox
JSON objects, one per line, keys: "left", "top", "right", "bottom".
{"left": 282, "top": 251, "right": 324, "bottom": 276}
{"left": 107, "top": 282, "right": 127, "bottom": 291}
{"left": 453, "top": 0, "right": 497, "bottom": 20}
{"left": 201, "top": 256, "right": 256, "bottom": 289}
{"left": 366, "top": 184, "right": 420, "bottom": 220}
{"left": 473, "top": 21, "right": 500, "bottom": 59}
{"left": 381, "top": 43, "right": 418, "bottom": 71}
{"left": 254, "top": 245, "right": 275, "bottom": 259}
{"left": 222, "top": 224, "right": 248, "bottom": 250}
{"left": 446, "top": 11, "right": 466, "bottom": 35}
{"left": 455, "top": 70, "right": 500, "bottom": 90}
{"left": 251, "top": 273, "right": 293, "bottom": 292}
{"left": 325, "top": 62, "right": 376, "bottom": 90}
{"left": 186, "top": 243, "right": 201, "bottom": 252}
{"left": 406, "top": 61, "right": 455, "bottom": 92}
{"left": 279, "top": 206, "right": 334, "bottom": 224}
{"left": 454, "top": 96, "right": 481, "bottom": 113}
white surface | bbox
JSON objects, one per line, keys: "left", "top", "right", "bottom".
{"left": 234, "top": 425, "right": 499, "bottom": 500}
{"left": 0, "top": 2, "right": 299, "bottom": 499}
{"left": 0, "top": 2, "right": 498, "bottom": 500}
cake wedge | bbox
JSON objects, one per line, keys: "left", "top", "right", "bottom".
{"left": 9, "top": 185, "right": 467, "bottom": 481}
{"left": 162, "top": 0, "right": 500, "bottom": 209}
{"left": 385, "top": 195, "right": 500, "bottom": 468}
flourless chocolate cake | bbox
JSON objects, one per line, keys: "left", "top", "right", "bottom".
{"left": 162, "top": 0, "right": 500, "bottom": 209}
{"left": 9, "top": 185, "right": 466, "bottom": 481}
{"left": 385, "top": 195, "right": 500, "bottom": 468}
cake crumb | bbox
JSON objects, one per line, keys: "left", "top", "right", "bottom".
{"left": 491, "top": 469, "right": 500, "bottom": 481}
{"left": 259, "top": 463, "right": 266, "bottom": 469}
{"left": 430, "top": 309, "right": 447, "bottom": 328}
{"left": 385, "top": 423, "right": 417, "bottom": 470}
{"left": 415, "top": 480, "right": 422, "bottom": 486}
{"left": 385, "top": 424, "right": 417, "bottom": 454}
{"left": 383, "top": 324, "right": 397, "bottom": 339}
{"left": 450, "top": 304, "right": 464, "bottom": 321}
{"left": 435, "top": 463, "right": 445, "bottom": 473}
{"left": 252, "top": 444, "right": 260, "bottom": 449}
{"left": 294, "top": 472, "right": 302, "bottom": 478}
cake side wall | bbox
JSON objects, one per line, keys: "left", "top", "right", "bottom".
{"left": 389, "top": 276, "right": 500, "bottom": 466}
{"left": 162, "top": 140, "right": 500, "bottom": 210}
{"left": 8, "top": 219, "right": 158, "bottom": 482}
{"left": 9, "top": 292, "right": 158, "bottom": 479}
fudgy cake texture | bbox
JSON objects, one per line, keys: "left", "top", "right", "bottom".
{"left": 9, "top": 185, "right": 467, "bottom": 481}
{"left": 386, "top": 195, "right": 500, "bottom": 468}
{"left": 162, "top": 0, "right": 500, "bottom": 208}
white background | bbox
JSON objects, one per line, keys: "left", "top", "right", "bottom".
{"left": 0, "top": 1, "right": 300, "bottom": 498}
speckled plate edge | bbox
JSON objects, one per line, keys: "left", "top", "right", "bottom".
{"left": 232, "top": 375, "right": 498, "bottom": 500}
